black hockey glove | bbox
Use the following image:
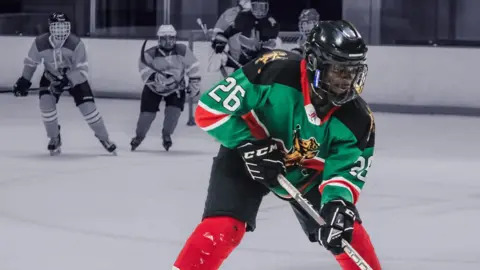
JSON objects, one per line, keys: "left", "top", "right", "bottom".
{"left": 211, "top": 33, "right": 228, "bottom": 54}
{"left": 50, "top": 75, "right": 70, "bottom": 95}
{"left": 318, "top": 199, "right": 357, "bottom": 255}
{"left": 237, "top": 138, "right": 286, "bottom": 188}
{"left": 13, "top": 76, "right": 32, "bottom": 97}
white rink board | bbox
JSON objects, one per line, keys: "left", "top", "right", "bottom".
{"left": 0, "top": 36, "right": 477, "bottom": 108}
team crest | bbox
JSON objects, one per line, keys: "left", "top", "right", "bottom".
{"left": 282, "top": 125, "right": 324, "bottom": 172}
{"left": 255, "top": 50, "right": 288, "bottom": 73}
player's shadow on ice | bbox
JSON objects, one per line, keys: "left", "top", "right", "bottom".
{"left": 134, "top": 148, "right": 211, "bottom": 156}
{"left": 17, "top": 152, "right": 113, "bottom": 160}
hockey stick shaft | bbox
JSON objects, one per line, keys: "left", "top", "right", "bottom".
{"left": 0, "top": 87, "right": 48, "bottom": 93}
{"left": 277, "top": 175, "right": 373, "bottom": 270}
{"left": 196, "top": 18, "right": 241, "bottom": 72}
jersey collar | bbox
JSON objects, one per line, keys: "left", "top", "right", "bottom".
{"left": 300, "top": 59, "right": 339, "bottom": 126}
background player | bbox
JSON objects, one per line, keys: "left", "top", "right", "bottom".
{"left": 211, "top": 0, "right": 279, "bottom": 69}
{"left": 173, "top": 21, "right": 381, "bottom": 269}
{"left": 292, "top": 8, "right": 320, "bottom": 55}
{"left": 130, "top": 24, "right": 201, "bottom": 151}
{"left": 210, "top": 0, "right": 251, "bottom": 70}
{"left": 12, "top": 12, "right": 116, "bottom": 155}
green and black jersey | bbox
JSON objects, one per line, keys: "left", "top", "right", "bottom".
{"left": 195, "top": 50, "right": 375, "bottom": 206}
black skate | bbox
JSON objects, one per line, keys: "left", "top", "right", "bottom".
{"left": 130, "top": 136, "right": 144, "bottom": 151}
{"left": 162, "top": 134, "right": 172, "bottom": 151}
{"left": 99, "top": 139, "right": 117, "bottom": 155}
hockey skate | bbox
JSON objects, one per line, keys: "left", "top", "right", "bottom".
{"left": 47, "top": 125, "right": 62, "bottom": 156}
{"left": 162, "top": 134, "right": 172, "bottom": 151}
{"left": 130, "top": 136, "right": 144, "bottom": 151}
{"left": 99, "top": 139, "right": 117, "bottom": 155}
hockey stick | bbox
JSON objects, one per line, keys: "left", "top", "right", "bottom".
{"left": 0, "top": 87, "right": 48, "bottom": 94}
{"left": 277, "top": 175, "right": 373, "bottom": 270}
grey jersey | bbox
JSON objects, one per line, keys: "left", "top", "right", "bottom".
{"left": 139, "top": 43, "right": 201, "bottom": 95}
{"left": 22, "top": 33, "right": 88, "bottom": 86}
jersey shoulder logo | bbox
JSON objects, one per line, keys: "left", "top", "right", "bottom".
{"left": 255, "top": 50, "right": 287, "bottom": 65}
{"left": 254, "top": 50, "right": 288, "bottom": 73}
{"left": 283, "top": 125, "right": 323, "bottom": 172}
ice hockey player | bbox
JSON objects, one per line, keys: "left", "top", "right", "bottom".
{"left": 130, "top": 24, "right": 201, "bottom": 151}
{"left": 173, "top": 21, "right": 382, "bottom": 269}
{"left": 210, "top": 0, "right": 251, "bottom": 70}
{"left": 12, "top": 12, "right": 116, "bottom": 156}
{"left": 292, "top": 8, "right": 320, "bottom": 55}
{"left": 211, "top": 0, "right": 279, "bottom": 69}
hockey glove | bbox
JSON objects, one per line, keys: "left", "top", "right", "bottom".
{"left": 318, "top": 199, "right": 357, "bottom": 255}
{"left": 237, "top": 138, "right": 286, "bottom": 188}
{"left": 211, "top": 33, "right": 228, "bottom": 54}
{"left": 50, "top": 75, "right": 70, "bottom": 95}
{"left": 13, "top": 76, "right": 32, "bottom": 97}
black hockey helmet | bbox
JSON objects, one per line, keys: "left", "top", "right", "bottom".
{"left": 304, "top": 20, "right": 368, "bottom": 108}
{"left": 251, "top": 0, "right": 269, "bottom": 19}
{"left": 48, "top": 12, "right": 71, "bottom": 42}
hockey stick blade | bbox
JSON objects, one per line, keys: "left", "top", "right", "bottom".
{"left": 277, "top": 175, "right": 373, "bottom": 270}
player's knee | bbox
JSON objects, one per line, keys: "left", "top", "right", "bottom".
{"left": 71, "top": 81, "right": 94, "bottom": 106}
{"left": 174, "top": 216, "right": 246, "bottom": 269}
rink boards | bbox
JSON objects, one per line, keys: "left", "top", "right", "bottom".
{"left": 0, "top": 36, "right": 478, "bottom": 110}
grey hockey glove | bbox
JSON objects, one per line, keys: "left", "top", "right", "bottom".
{"left": 13, "top": 76, "right": 32, "bottom": 97}
{"left": 211, "top": 33, "right": 228, "bottom": 54}
{"left": 318, "top": 199, "right": 357, "bottom": 255}
{"left": 237, "top": 138, "right": 286, "bottom": 188}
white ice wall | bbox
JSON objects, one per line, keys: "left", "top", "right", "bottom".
{"left": 0, "top": 36, "right": 477, "bottom": 109}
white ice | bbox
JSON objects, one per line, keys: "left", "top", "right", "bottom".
{"left": 0, "top": 95, "right": 479, "bottom": 270}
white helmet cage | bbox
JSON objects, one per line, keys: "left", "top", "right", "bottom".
{"left": 251, "top": 0, "right": 269, "bottom": 19}
{"left": 156, "top": 24, "right": 177, "bottom": 50}
{"left": 49, "top": 21, "right": 71, "bottom": 42}
{"left": 298, "top": 9, "right": 320, "bottom": 37}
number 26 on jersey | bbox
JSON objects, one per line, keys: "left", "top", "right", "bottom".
{"left": 208, "top": 77, "right": 246, "bottom": 112}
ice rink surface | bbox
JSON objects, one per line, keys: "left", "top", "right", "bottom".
{"left": 0, "top": 95, "right": 479, "bottom": 270}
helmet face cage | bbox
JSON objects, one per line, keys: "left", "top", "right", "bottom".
{"left": 298, "top": 9, "right": 320, "bottom": 37}
{"left": 49, "top": 21, "right": 70, "bottom": 42}
{"left": 251, "top": 0, "right": 269, "bottom": 19}
{"left": 299, "top": 20, "right": 317, "bottom": 37}
{"left": 157, "top": 24, "right": 177, "bottom": 50}
{"left": 158, "top": 35, "right": 176, "bottom": 50}
{"left": 306, "top": 50, "right": 368, "bottom": 106}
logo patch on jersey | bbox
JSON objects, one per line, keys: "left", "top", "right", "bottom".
{"left": 283, "top": 125, "right": 324, "bottom": 172}
{"left": 254, "top": 50, "right": 288, "bottom": 73}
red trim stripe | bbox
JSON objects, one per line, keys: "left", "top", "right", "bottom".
{"left": 241, "top": 112, "right": 268, "bottom": 139}
{"left": 194, "top": 105, "right": 229, "bottom": 129}
{"left": 319, "top": 179, "right": 360, "bottom": 204}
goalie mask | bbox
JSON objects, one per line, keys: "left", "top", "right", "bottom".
{"left": 251, "top": 0, "right": 269, "bottom": 19}
{"left": 48, "top": 12, "right": 71, "bottom": 43}
{"left": 299, "top": 9, "right": 320, "bottom": 37}
{"left": 157, "top": 24, "right": 177, "bottom": 51}
{"left": 304, "top": 21, "right": 368, "bottom": 109}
